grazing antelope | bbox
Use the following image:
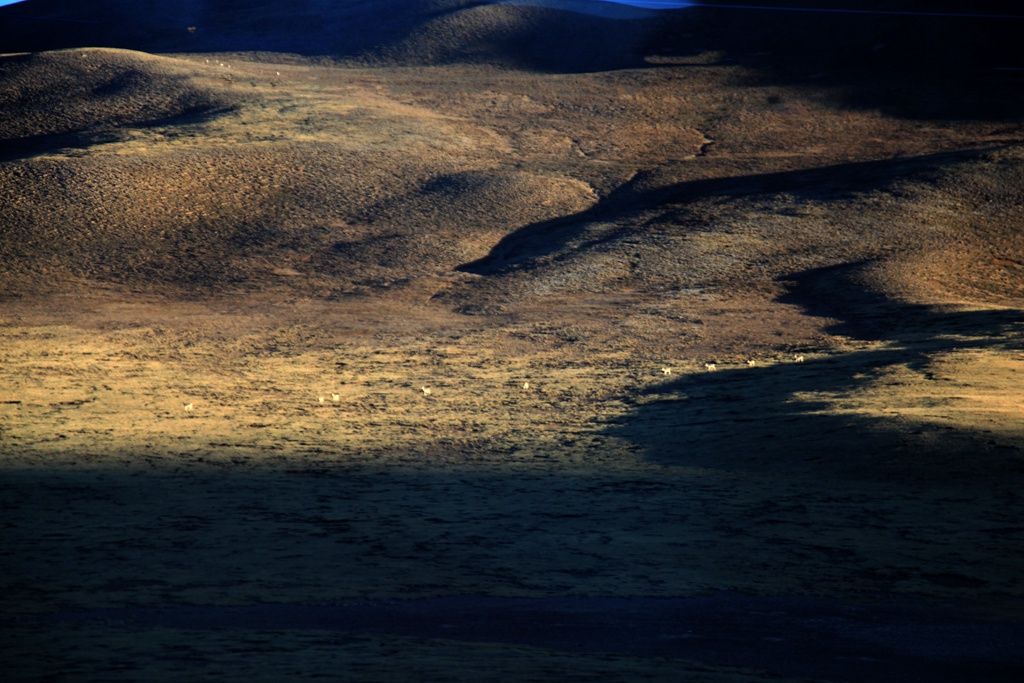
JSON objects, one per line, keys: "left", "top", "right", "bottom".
{"left": 184, "top": 403, "right": 194, "bottom": 413}
{"left": 747, "top": 359, "right": 756, "bottom": 367}
{"left": 421, "top": 387, "right": 431, "bottom": 396}
{"left": 331, "top": 393, "right": 340, "bottom": 402}
{"left": 794, "top": 355, "right": 805, "bottom": 363}
{"left": 661, "top": 367, "right": 672, "bottom": 376}
{"left": 704, "top": 362, "right": 717, "bottom": 372}
{"left": 318, "top": 396, "right": 325, "bottom": 404}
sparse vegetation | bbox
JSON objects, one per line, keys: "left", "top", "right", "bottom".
{"left": 1, "top": 2, "right": 1023, "bottom": 681}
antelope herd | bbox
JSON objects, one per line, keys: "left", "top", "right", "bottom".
{"left": 180, "top": 354, "right": 812, "bottom": 416}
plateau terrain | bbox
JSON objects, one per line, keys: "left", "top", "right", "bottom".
{"left": 1, "top": 1, "right": 1023, "bottom": 680}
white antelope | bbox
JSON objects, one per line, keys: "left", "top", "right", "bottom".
{"left": 794, "top": 355, "right": 805, "bottom": 363}
{"left": 184, "top": 403, "right": 194, "bottom": 413}
{"left": 661, "top": 367, "right": 672, "bottom": 376}
{"left": 331, "top": 393, "right": 340, "bottom": 402}
{"left": 318, "top": 396, "right": 325, "bottom": 404}
{"left": 523, "top": 381, "right": 530, "bottom": 390}
{"left": 747, "top": 359, "right": 756, "bottom": 367}
{"left": 421, "top": 387, "right": 431, "bottom": 396}
{"left": 704, "top": 363, "right": 717, "bottom": 372}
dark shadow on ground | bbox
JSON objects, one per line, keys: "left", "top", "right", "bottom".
{"left": 2, "top": 453, "right": 1024, "bottom": 682}
{"left": 6, "top": 595, "right": 1021, "bottom": 683}
{"left": 458, "top": 147, "right": 1002, "bottom": 276}
{"left": 777, "top": 260, "right": 1024, "bottom": 342}
{"left": 613, "top": 338, "right": 1023, "bottom": 476}
{"left": 0, "top": 104, "right": 234, "bottom": 162}
{"left": 650, "top": 1, "right": 1024, "bottom": 120}
{"left": 584, "top": 281, "right": 1024, "bottom": 675}
{"left": 610, "top": 257, "right": 1023, "bottom": 476}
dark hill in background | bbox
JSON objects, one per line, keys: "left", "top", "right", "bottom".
{"left": 670, "top": 0, "right": 1024, "bottom": 119}
{"left": 0, "top": 0, "right": 670, "bottom": 72}
{"left": 1, "top": 1, "right": 1020, "bottom": 115}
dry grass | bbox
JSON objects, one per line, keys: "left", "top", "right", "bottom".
{"left": 2, "top": 40, "right": 1023, "bottom": 682}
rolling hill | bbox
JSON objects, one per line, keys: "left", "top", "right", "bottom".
{"left": 2, "top": 2, "right": 1023, "bottom": 682}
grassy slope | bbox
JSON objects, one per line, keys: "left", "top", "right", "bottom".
{"left": 1, "top": 3, "right": 1023, "bottom": 681}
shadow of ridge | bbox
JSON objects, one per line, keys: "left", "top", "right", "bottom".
{"left": 609, "top": 263, "right": 1023, "bottom": 479}
{"left": 24, "top": 595, "right": 1024, "bottom": 683}
{"left": 456, "top": 146, "right": 1006, "bottom": 276}
{"left": 654, "top": 2, "right": 1024, "bottom": 121}
{"left": 0, "top": 104, "right": 236, "bottom": 163}
{"left": 776, "top": 260, "right": 1024, "bottom": 343}
{"left": 611, "top": 342, "right": 1023, "bottom": 481}
{"left": 4, "top": 439, "right": 1024, "bottom": 683}
{"left": 610, "top": 260, "right": 1019, "bottom": 475}
{"left": 3, "top": 456, "right": 1024, "bottom": 682}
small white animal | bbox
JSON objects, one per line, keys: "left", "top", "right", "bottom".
{"left": 661, "top": 367, "right": 672, "bottom": 376}
{"left": 318, "top": 396, "right": 325, "bottom": 404}
{"left": 747, "top": 359, "right": 756, "bottom": 367}
{"left": 184, "top": 403, "right": 194, "bottom": 413}
{"left": 421, "top": 387, "right": 431, "bottom": 396}
{"left": 331, "top": 393, "right": 340, "bottom": 402}
{"left": 705, "top": 363, "right": 717, "bottom": 372}
{"left": 523, "top": 381, "right": 530, "bottom": 390}
{"left": 794, "top": 355, "right": 805, "bottom": 363}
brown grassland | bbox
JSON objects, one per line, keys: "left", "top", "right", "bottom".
{"left": 1, "top": 2, "right": 1024, "bottom": 680}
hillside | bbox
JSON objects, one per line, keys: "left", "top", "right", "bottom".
{"left": 2, "top": 2, "right": 1023, "bottom": 682}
